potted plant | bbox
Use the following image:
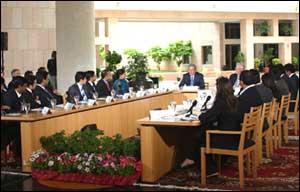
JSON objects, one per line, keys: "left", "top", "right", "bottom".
{"left": 261, "top": 48, "right": 275, "bottom": 65}
{"left": 255, "top": 21, "right": 270, "bottom": 36}
{"left": 254, "top": 58, "right": 263, "bottom": 70}
{"left": 105, "top": 50, "right": 122, "bottom": 71}
{"left": 271, "top": 58, "right": 281, "bottom": 65}
{"left": 124, "top": 49, "right": 151, "bottom": 90}
{"left": 234, "top": 51, "right": 245, "bottom": 65}
{"left": 292, "top": 56, "right": 299, "bottom": 71}
{"left": 147, "top": 46, "right": 171, "bottom": 71}
{"left": 168, "top": 40, "right": 193, "bottom": 72}
{"left": 279, "top": 22, "right": 293, "bottom": 36}
{"left": 30, "top": 129, "right": 142, "bottom": 187}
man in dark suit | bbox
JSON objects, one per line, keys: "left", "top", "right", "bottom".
{"left": 67, "top": 71, "right": 93, "bottom": 103}
{"left": 96, "top": 70, "right": 113, "bottom": 97}
{"left": 237, "top": 70, "right": 263, "bottom": 120}
{"left": 2, "top": 76, "right": 27, "bottom": 113}
{"left": 23, "top": 75, "right": 41, "bottom": 109}
{"left": 179, "top": 64, "right": 205, "bottom": 89}
{"left": 7, "top": 69, "right": 22, "bottom": 90}
{"left": 85, "top": 70, "right": 97, "bottom": 97}
{"left": 229, "top": 64, "right": 245, "bottom": 86}
{"left": 285, "top": 63, "right": 299, "bottom": 111}
{"left": 34, "top": 70, "right": 57, "bottom": 108}
{"left": 47, "top": 51, "right": 57, "bottom": 89}
{"left": 250, "top": 69, "right": 273, "bottom": 103}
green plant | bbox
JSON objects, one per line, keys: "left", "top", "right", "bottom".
{"left": 271, "top": 58, "right": 281, "bottom": 65}
{"left": 256, "top": 21, "right": 269, "bottom": 36}
{"left": 124, "top": 49, "right": 149, "bottom": 80}
{"left": 280, "top": 22, "right": 293, "bottom": 36}
{"left": 254, "top": 58, "right": 262, "bottom": 69}
{"left": 98, "top": 45, "right": 106, "bottom": 60}
{"left": 261, "top": 48, "right": 275, "bottom": 65}
{"left": 292, "top": 56, "right": 299, "bottom": 65}
{"left": 233, "top": 51, "right": 245, "bottom": 64}
{"left": 168, "top": 40, "right": 193, "bottom": 68}
{"left": 147, "top": 46, "right": 171, "bottom": 70}
{"left": 105, "top": 50, "right": 122, "bottom": 71}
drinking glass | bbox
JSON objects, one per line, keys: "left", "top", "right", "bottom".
{"left": 74, "top": 95, "right": 80, "bottom": 105}
{"left": 111, "top": 89, "right": 116, "bottom": 98}
{"left": 140, "top": 85, "right": 145, "bottom": 92}
{"left": 170, "top": 101, "right": 177, "bottom": 114}
{"left": 153, "top": 84, "right": 158, "bottom": 89}
{"left": 24, "top": 103, "right": 31, "bottom": 114}
{"left": 50, "top": 98, "right": 57, "bottom": 109}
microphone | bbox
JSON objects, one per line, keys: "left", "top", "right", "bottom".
{"left": 186, "top": 100, "right": 198, "bottom": 117}
{"left": 201, "top": 95, "right": 211, "bottom": 112}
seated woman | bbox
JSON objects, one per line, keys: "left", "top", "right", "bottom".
{"left": 180, "top": 77, "right": 241, "bottom": 176}
{"left": 113, "top": 69, "right": 129, "bottom": 96}
{"left": 261, "top": 73, "right": 281, "bottom": 101}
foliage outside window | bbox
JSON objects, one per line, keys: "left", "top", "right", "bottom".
{"left": 168, "top": 40, "right": 193, "bottom": 69}
{"left": 279, "top": 21, "right": 293, "bottom": 36}
{"left": 233, "top": 51, "right": 245, "bottom": 64}
{"left": 255, "top": 21, "right": 270, "bottom": 36}
{"left": 271, "top": 58, "right": 281, "bottom": 65}
{"left": 147, "top": 46, "right": 171, "bottom": 70}
{"left": 124, "top": 49, "right": 149, "bottom": 80}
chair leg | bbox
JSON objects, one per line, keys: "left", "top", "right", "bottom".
{"left": 278, "top": 122, "right": 282, "bottom": 147}
{"left": 246, "top": 152, "right": 251, "bottom": 176}
{"left": 256, "top": 136, "right": 262, "bottom": 166}
{"left": 265, "top": 133, "right": 270, "bottom": 159}
{"left": 283, "top": 120, "right": 288, "bottom": 144}
{"left": 200, "top": 148, "right": 206, "bottom": 186}
{"left": 269, "top": 129, "right": 274, "bottom": 156}
{"left": 238, "top": 154, "right": 244, "bottom": 189}
{"left": 274, "top": 124, "right": 279, "bottom": 149}
{"left": 217, "top": 155, "right": 222, "bottom": 175}
{"left": 296, "top": 114, "right": 299, "bottom": 135}
{"left": 252, "top": 150, "right": 257, "bottom": 179}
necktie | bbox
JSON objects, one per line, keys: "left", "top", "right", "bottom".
{"left": 190, "top": 75, "right": 194, "bottom": 86}
{"left": 80, "top": 87, "right": 87, "bottom": 100}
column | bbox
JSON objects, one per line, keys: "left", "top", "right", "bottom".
{"left": 279, "top": 43, "right": 292, "bottom": 64}
{"left": 240, "top": 19, "right": 254, "bottom": 69}
{"left": 272, "top": 18, "right": 279, "bottom": 37}
{"left": 56, "top": 1, "right": 96, "bottom": 92}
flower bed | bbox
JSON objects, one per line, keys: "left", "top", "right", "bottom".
{"left": 29, "top": 129, "right": 142, "bottom": 186}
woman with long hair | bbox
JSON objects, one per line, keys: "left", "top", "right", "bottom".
{"left": 180, "top": 77, "right": 241, "bottom": 177}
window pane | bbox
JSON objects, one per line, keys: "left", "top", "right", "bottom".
{"left": 225, "top": 23, "right": 240, "bottom": 39}
{"left": 202, "top": 46, "right": 212, "bottom": 64}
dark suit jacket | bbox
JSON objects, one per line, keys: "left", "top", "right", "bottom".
{"left": 237, "top": 85, "right": 263, "bottom": 121}
{"left": 34, "top": 85, "right": 55, "bottom": 108}
{"left": 22, "top": 89, "right": 41, "bottom": 109}
{"left": 179, "top": 72, "right": 205, "bottom": 89}
{"left": 2, "top": 89, "right": 23, "bottom": 113}
{"left": 86, "top": 82, "right": 97, "bottom": 96}
{"left": 229, "top": 73, "right": 238, "bottom": 86}
{"left": 47, "top": 58, "right": 57, "bottom": 76}
{"left": 199, "top": 97, "right": 245, "bottom": 150}
{"left": 255, "top": 84, "right": 273, "bottom": 103}
{"left": 96, "top": 79, "right": 112, "bottom": 98}
{"left": 67, "top": 83, "right": 93, "bottom": 103}
{"left": 287, "top": 74, "right": 299, "bottom": 100}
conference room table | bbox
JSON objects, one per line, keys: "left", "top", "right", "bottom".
{"left": 1, "top": 89, "right": 198, "bottom": 172}
{"left": 137, "top": 116, "right": 201, "bottom": 182}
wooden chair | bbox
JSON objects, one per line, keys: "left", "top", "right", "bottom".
{"left": 200, "top": 105, "right": 261, "bottom": 189}
{"left": 287, "top": 91, "right": 299, "bottom": 135}
{"left": 269, "top": 98, "right": 279, "bottom": 152}
{"left": 276, "top": 94, "right": 290, "bottom": 146}
{"left": 251, "top": 101, "right": 272, "bottom": 166}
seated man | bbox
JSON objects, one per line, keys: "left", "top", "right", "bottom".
{"left": 2, "top": 76, "right": 27, "bottom": 113}
{"left": 284, "top": 63, "right": 299, "bottom": 111}
{"left": 250, "top": 69, "right": 273, "bottom": 103}
{"left": 67, "top": 71, "right": 93, "bottom": 103}
{"left": 179, "top": 64, "right": 205, "bottom": 89}
{"left": 34, "top": 71, "right": 57, "bottom": 108}
{"left": 237, "top": 70, "right": 263, "bottom": 120}
{"left": 7, "top": 68, "right": 22, "bottom": 90}
{"left": 85, "top": 70, "right": 97, "bottom": 96}
{"left": 96, "top": 70, "right": 113, "bottom": 97}
{"left": 23, "top": 75, "right": 41, "bottom": 109}
{"left": 229, "top": 64, "right": 245, "bottom": 95}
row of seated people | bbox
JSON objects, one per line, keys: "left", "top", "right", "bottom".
{"left": 0, "top": 68, "right": 133, "bottom": 113}
{"left": 180, "top": 65, "right": 298, "bottom": 178}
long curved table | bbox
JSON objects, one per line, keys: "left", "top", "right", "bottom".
{"left": 1, "top": 90, "right": 198, "bottom": 172}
